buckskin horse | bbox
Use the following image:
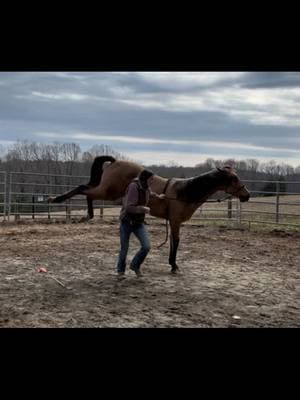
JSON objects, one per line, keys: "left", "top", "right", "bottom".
{"left": 48, "top": 156, "right": 250, "bottom": 273}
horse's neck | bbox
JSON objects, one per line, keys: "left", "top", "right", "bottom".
{"left": 176, "top": 171, "right": 222, "bottom": 203}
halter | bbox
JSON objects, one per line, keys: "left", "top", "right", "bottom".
{"left": 226, "top": 184, "right": 246, "bottom": 197}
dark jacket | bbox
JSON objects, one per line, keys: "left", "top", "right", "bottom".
{"left": 120, "top": 178, "right": 150, "bottom": 224}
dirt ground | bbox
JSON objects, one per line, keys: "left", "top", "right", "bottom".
{"left": 0, "top": 218, "right": 299, "bottom": 327}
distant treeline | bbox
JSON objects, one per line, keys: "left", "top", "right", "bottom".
{"left": 1, "top": 141, "right": 300, "bottom": 197}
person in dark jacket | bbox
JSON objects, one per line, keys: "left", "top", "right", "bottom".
{"left": 116, "top": 169, "right": 165, "bottom": 278}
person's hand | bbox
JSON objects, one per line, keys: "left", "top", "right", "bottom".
{"left": 144, "top": 207, "right": 150, "bottom": 214}
{"left": 158, "top": 194, "right": 166, "bottom": 199}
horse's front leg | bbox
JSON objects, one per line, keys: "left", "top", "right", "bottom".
{"left": 169, "top": 222, "right": 180, "bottom": 273}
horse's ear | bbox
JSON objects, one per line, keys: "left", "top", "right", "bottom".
{"left": 218, "top": 165, "right": 233, "bottom": 172}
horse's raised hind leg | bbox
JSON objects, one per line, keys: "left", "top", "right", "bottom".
{"left": 48, "top": 185, "right": 95, "bottom": 223}
{"left": 48, "top": 185, "right": 91, "bottom": 204}
{"left": 169, "top": 222, "right": 180, "bottom": 273}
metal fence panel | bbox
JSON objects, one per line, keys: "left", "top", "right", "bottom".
{"left": 0, "top": 171, "right": 7, "bottom": 220}
{"left": 2, "top": 172, "right": 300, "bottom": 228}
{"left": 7, "top": 171, "right": 115, "bottom": 221}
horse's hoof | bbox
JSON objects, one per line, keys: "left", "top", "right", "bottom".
{"left": 79, "top": 216, "right": 90, "bottom": 223}
{"left": 170, "top": 267, "right": 179, "bottom": 274}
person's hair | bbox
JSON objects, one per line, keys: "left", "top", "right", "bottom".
{"left": 138, "top": 169, "right": 154, "bottom": 181}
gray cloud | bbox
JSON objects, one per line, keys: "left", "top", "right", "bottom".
{"left": 0, "top": 71, "right": 300, "bottom": 166}
{"left": 238, "top": 72, "right": 300, "bottom": 88}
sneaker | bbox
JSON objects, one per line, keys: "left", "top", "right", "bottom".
{"left": 130, "top": 266, "right": 142, "bottom": 277}
{"left": 117, "top": 271, "right": 126, "bottom": 279}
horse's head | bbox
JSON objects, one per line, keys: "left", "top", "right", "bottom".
{"left": 217, "top": 166, "right": 250, "bottom": 202}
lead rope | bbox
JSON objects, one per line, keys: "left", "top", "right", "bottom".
{"left": 156, "top": 180, "right": 235, "bottom": 248}
{"left": 157, "top": 219, "right": 169, "bottom": 249}
{"left": 156, "top": 195, "right": 230, "bottom": 249}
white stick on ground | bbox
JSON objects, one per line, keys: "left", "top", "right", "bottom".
{"left": 47, "top": 275, "right": 69, "bottom": 289}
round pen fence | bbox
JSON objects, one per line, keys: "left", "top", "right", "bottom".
{"left": 0, "top": 171, "right": 7, "bottom": 219}
{"left": 1, "top": 171, "right": 300, "bottom": 229}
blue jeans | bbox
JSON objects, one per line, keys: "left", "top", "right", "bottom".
{"left": 116, "top": 220, "right": 151, "bottom": 273}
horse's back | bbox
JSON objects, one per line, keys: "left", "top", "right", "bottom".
{"left": 93, "top": 159, "right": 143, "bottom": 199}
{"left": 103, "top": 160, "right": 143, "bottom": 182}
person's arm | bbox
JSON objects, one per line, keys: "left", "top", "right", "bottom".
{"left": 125, "top": 183, "right": 150, "bottom": 214}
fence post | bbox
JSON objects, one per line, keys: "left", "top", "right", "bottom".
{"left": 276, "top": 181, "right": 280, "bottom": 223}
{"left": 3, "top": 172, "right": 7, "bottom": 221}
{"left": 66, "top": 200, "right": 71, "bottom": 221}
{"left": 238, "top": 200, "right": 242, "bottom": 226}
{"left": 7, "top": 173, "right": 12, "bottom": 221}
{"left": 100, "top": 202, "right": 104, "bottom": 219}
{"left": 15, "top": 199, "right": 20, "bottom": 221}
{"left": 236, "top": 198, "right": 239, "bottom": 224}
{"left": 227, "top": 198, "right": 232, "bottom": 219}
{"left": 48, "top": 173, "right": 53, "bottom": 220}
{"left": 32, "top": 195, "right": 35, "bottom": 219}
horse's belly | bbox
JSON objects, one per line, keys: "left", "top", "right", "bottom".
{"left": 148, "top": 199, "right": 168, "bottom": 219}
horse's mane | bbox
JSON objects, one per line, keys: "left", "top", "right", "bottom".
{"left": 174, "top": 169, "right": 231, "bottom": 203}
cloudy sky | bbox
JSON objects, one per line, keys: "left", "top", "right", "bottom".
{"left": 0, "top": 71, "right": 300, "bottom": 166}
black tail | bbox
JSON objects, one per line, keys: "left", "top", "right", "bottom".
{"left": 88, "top": 156, "right": 116, "bottom": 187}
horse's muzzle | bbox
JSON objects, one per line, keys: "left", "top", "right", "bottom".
{"left": 239, "top": 193, "right": 250, "bottom": 202}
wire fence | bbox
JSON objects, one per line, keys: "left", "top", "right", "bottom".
{"left": 1, "top": 171, "right": 300, "bottom": 229}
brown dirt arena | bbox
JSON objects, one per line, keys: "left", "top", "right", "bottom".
{"left": 0, "top": 218, "right": 299, "bottom": 327}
